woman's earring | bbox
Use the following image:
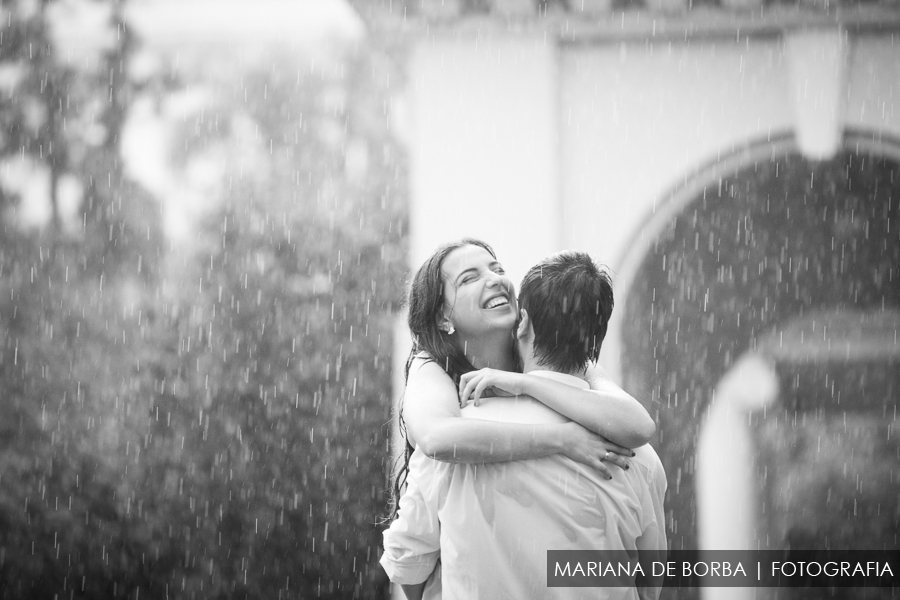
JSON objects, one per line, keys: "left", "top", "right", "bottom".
{"left": 446, "top": 324, "right": 455, "bottom": 335}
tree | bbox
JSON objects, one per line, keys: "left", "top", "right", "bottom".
{"left": 0, "top": 3, "right": 407, "bottom": 597}
{"left": 156, "top": 46, "right": 407, "bottom": 598}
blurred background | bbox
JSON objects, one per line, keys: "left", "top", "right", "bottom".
{"left": 0, "top": 0, "right": 897, "bottom": 599}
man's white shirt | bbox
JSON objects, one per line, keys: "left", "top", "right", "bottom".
{"left": 381, "top": 371, "right": 667, "bottom": 600}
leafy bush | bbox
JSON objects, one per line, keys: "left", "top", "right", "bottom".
{"left": 0, "top": 3, "right": 405, "bottom": 599}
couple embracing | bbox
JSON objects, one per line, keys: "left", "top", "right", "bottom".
{"left": 381, "top": 239, "right": 667, "bottom": 600}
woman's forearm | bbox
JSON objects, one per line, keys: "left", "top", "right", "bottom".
{"left": 520, "top": 375, "right": 655, "bottom": 448}
{"left": 416, "top": 417, "right": 625, "bottom": 476}
{"left": 415, "top": 418, "right": 564, "bottom": 463}
{"left": 404, "top": 360, "right": 571, "bottom": 464}
{"left": 403, "top": 359, "right": 639, "bottom": 467}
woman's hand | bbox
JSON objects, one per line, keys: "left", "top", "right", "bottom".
{"left": 558, "top": 422, "right": 634, "bottom": 479}
{"left": 458, "top": 368, "right": 523, "bottom": 408}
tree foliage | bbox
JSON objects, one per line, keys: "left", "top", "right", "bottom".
{"left": 0, "top": 2, "right": 405, "bottom": 599}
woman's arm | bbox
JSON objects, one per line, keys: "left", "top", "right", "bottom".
{"left": 403, "top": 359, "right": 628, "bottom": 475}
{"left": 459, "top": 363, "right": 656, "bottom": 449}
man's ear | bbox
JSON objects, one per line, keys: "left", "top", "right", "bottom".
{"left": 516, "top": 309, "right": 533, "bottom": 342}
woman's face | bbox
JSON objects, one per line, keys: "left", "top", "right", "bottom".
{"left": 440, "top": 244, "right": 517, "bottom": 339}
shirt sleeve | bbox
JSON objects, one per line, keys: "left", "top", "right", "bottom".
{"left": 646, "top": 456, "right": 668, "bottom": 551}
{"left": 633, "top": 449, "right": 668, "bottom": 550}
{"left": 636, "top": 452, "right": 668, "bottom": 600}
{"left": 380, "top": 451, "right": 442, "bottom": 585}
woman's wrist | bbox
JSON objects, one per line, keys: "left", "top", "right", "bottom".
{"left": 521, "top": 422, "right": 566, "bottom": 456}
{"left": 517, "top": 373, "right": 538, "bottom": 399}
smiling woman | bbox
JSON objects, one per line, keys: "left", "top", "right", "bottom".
{"left": 397, "top": 238, "right": 654, "bottom": 464}
{"left": 438, "top": 243, "right": 518, "bottom": 368}
{"left": 382, "top": 239, "right": 659, "bottom": 599}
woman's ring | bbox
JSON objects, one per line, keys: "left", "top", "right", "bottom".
{"left": 603, "top": 451, "right": 611, "bottom": 461}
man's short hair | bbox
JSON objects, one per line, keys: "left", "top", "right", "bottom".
{"left": 518, "top": 251, "right": 614, "bottom": 373}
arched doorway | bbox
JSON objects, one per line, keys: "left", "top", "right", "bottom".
{"left": 617, "top": 132, "right": 900, "bottom": 587}
{"left": 696, "top": 308, "right": 900, "bottom": 600}
{"left": 697, "top": 308, "right": 900, "bottom": 543}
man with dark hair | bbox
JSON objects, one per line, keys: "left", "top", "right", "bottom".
{"left": 382, "top": 251, "right": 666, "bottom": 600}
{"left": 517, "top": 250, "right": 614, "bottom": 373}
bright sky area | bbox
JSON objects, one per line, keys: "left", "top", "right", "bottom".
{"left": 14, "top": 0, "right": 366, "bottom": 239}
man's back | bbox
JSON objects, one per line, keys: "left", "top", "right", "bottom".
{"left": 433, "top": 371, "right": 666, "bottom": 600}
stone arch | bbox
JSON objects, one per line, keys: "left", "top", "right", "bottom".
{"left": 611, "top": 130, "right": 900, "bottom": 562}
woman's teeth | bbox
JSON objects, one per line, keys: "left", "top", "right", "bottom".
{"left": 485, "top": 297, "right": 509, "bottom": 309}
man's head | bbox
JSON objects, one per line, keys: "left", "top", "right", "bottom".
{"left": 516, "top": 251, "right": 614, "bottom": 374}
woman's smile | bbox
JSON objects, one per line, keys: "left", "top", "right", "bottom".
{"left": 482, "top": 293, "right": 511, "bottom": 310}
{"left": 441, "top": 244, "right": 518, "bottom": 336}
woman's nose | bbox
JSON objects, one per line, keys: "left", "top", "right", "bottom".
{"left": 485, "top": 272, "right": 505, "bottom": 288}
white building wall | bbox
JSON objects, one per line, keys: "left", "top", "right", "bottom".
{"left": 846, "top": 35, "right": 900, "bottom": 136}
{"left": 559, "top": 38, "right": 794, "bottom": 375}
{"left": 408, "top": 34, "right": 561, "bottom": 284}
{"left": 394, "top": 23, "right": 900, "bottom": 597}
{"left": 560, "top": 38, "right": 793, "bottom": 270}
{"left": 406, "top": 30, "right": 900, "bottom": 374}
{"left": 558, "top": 34, "right": 900, "bottom": 376}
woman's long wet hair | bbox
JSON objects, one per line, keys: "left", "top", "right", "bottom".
{"left": 388, "top": 238, "right": 498, "bottom": 520}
